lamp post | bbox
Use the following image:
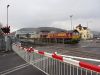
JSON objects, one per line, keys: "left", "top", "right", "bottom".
{"left": 5, "top": 5, "right": 10, "bottom": 52}
{"left": 7, "top": 5, "right": 10, "bottom": 27}
{"left": 70, "top": 15, "right": 73, "bottom": 30}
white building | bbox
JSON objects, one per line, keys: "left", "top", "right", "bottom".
{"left": 75, "top": 24, "right": 93, "bottom": 40}
{"left": 15, "top": 28, "right": 38, "bottom": 38}
{"left": 15, "top": 27, "right": 67, "bottom": 39}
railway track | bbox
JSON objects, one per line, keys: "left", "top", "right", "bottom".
{"left": 20, "top": 41, "right": 100, "bottom": 60}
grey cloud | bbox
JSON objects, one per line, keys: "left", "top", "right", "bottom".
{"left": 0, "top": 0, "right": 100, "bottom": 32}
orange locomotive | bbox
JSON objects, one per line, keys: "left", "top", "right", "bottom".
{"left": 47, "top": 30, "right": 80, "bottom": 44}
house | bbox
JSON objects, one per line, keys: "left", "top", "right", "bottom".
{"left": 75, "top": 24, "right": 93, "bottom": 40}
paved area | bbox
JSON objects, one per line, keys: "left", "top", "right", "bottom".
{"left": 0, "top": 40, "right": 100, "bottom": 75}
{"left": 21, "top": 40, "right": 100, "bottom": 65}
{"left": 0, "top": 52, "right": 46, "bottom": 75}
{"left": 23, "top": 43, "right": 100, "bottom": 59}
{"left": 7, "top": 65, "right": 45, "bottom": 75}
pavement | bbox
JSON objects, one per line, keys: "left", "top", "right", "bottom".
{"left": 0, "top": 52, "right": 46, "bottom": 75}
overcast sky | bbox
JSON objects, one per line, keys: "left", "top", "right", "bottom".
{"left": 0, "top": 0, "right": 100, "bottom": 32}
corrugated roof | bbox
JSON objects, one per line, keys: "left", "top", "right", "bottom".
{"left": 17, "top": 28, "right": 38, "bottom": 31}
{"left": 17, "top": 27, "right": 67, "bottom": 33}
{"left": 38, "top": 27, "right": 67, "bottom": 32}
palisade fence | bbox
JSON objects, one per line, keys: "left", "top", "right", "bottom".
{"left": 12, "top": 43, "right": 100, "bottom": 75}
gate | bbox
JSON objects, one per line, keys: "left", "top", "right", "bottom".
{"left": 12, "top": 43, "right": 100, "bottom": 75}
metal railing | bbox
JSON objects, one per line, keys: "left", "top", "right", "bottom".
{"left": 12, "top": 43, "right": 100, "bottom": 75}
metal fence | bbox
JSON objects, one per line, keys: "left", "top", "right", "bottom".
{"left": 12, "top": 43, "right": 100, "bottom": 75}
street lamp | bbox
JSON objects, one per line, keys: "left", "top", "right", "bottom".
{"left": 5, "top": 5, "right": 10, "bottom": 52}
{"left": 7, "top": 5, "right": 10, "bottom": 27}
{"left": 70, "top": 15, "right": 73, "bottom": 30}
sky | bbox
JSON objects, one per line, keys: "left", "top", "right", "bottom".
{"left": 0, "top": 0, "right": 100, "bottom": 32}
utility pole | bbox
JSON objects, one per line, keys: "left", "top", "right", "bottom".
{"left": 70, "top": 15, "right": 73, "bottom": 30}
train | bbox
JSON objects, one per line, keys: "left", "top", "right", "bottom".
{"left": 16, "top": 29, "right": 80, "bottom": 44}
{"left": 46, "top": 30, "right": 80, "bottom": 44}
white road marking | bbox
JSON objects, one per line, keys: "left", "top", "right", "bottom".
{"left": 0, "top": 63, "right": 30, "bottom": 75}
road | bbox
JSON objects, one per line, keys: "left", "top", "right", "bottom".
{"left": 21, "top": 39, "right": 100, "bottom": 65}
{"left": 0, "top": 52, "right": 46, "bottom": 75}
{"left": 0, "top": 39, "right": 100, "bottom": 75}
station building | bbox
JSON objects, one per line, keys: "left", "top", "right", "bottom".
{"left": 15, "top": 27, "right": 67, "bottom": 39}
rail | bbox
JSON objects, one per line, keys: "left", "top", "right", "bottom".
{"left": 12, "top": 43, "right": 100, "bottom": 75}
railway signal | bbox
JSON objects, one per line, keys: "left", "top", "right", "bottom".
{"left": 1, "top": 26, "right": 10, "bottom": 34}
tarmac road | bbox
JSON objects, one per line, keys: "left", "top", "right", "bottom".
{"left": 0, "top": 52, "right": 46, "bottom": 75}
{"left": 0, "top": 39, "right": 100, "bottom": 75}
{"left": 0, "top": 51, "right": 100, "bottom": 75}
